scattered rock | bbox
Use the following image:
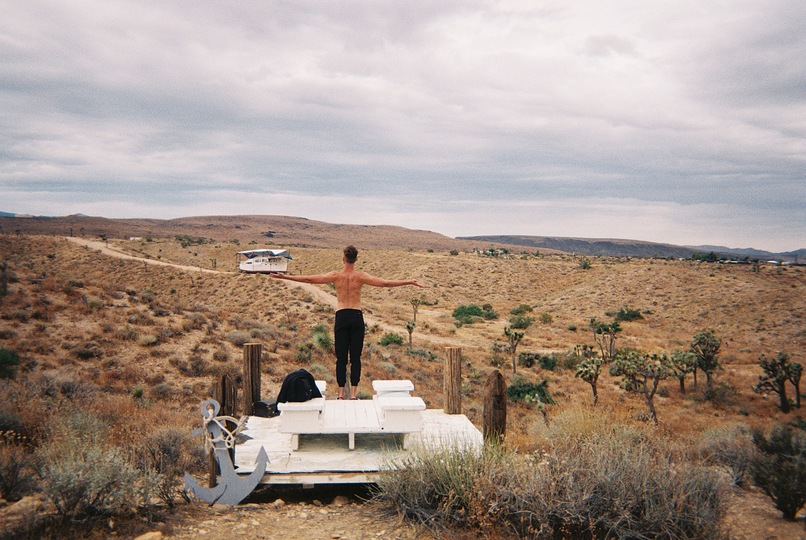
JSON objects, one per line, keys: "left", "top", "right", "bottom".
{"left": 4, "top": 495, "right": 48, "bottom": 516}
{"left": 134, "top": 532, "right": 163, "bottom": 540}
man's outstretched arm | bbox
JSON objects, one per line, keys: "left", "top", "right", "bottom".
{"left": 269, "top": 271, "right": 336, "bottom": 285}
{"left": 361, "top": 274, "right": 425, "bottom": 288}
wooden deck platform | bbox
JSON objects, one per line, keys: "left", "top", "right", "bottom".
{"left": 234, "top": 408, "right": 483, "bottom": 485}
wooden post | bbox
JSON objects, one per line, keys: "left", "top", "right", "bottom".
{"left": 208, "top": 374, "right": 238, "bottom": 488}
{"left": 483, "top": 370, "right": 507, "bottom": 443}
{"left": 208, "top": 376, "right": 224, "bottom": 488}
{"left": 243, "top": 342, "right": 261, "bottom": 416}
{"left": 444, "top": 347, "right": 462, "bottom": 414}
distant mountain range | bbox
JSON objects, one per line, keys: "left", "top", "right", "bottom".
{"left": 457, "top": 235, "right": 804, "bottom": 262}
{"left": 1, "top": 212, "right": 802, "bottom": 261}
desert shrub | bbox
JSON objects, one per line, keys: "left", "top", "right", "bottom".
{"left": 171, "top": 355, "right": 209, "bottom": 377}
{"left": 136, "top": 427, "right": 201, "bottom": 507}
{"left": 227, "top": 331, "right": 251, "bottom": 347}
{"left": 510, "top": 304, "right": 533, "bottom": 315}
{"left": 379, "top": 361, "right": 397, "bottom": 374}
{"left": 184, "top": 311, "right": 208, "bottom": 331}
{"left": 750, "top": 424, "right": 806, "bottom": 520}
{"left": 517, "top": 352, "right": 537, "bottom": 368}
{"left": 379, "top": 332, "right": 405, "bottom": 346}
{"left": 149, "top": 383, "right": 175, "bottom": 401}
{"left": 139, "top": 288, "right": 157, "bottom": 304}
{"left": 561, "top": 352, "right": 582, "bottom": 371}
{"left": 116, "top": 325, "right": 139, "bottom": 341}
{"left": 36, "top": 410, "right": 154, "bottom": 521}
{"left": 212, "top": 345, "right": 229, "bottom": 362}
{"left": 312, "top": 330, "right": 333, "bottom": 352}
{"left": 452, "top": 304, "right": 498, "bottom": 326}
{"left": 539, "top": 354, "right": 557, "bottom": 371}
{"left": 507, "top": 375, "right": 554, "bottom": 405}
{"left": 308, "top": 363, "right": 327, "bottom": 376}
{"left": 138, "top": 334, "right": 159, "bottom": 347}
{"left": 73, "top": 341, "right": 103, "bottom": 360}
{"left": 375, "top": 430, "right": 727, "bottom": 539}
{"left": 0, "top": 432, "right": 36, "bottom": 501}
{"left": 697, "top": 424, "right": 758, "bottom": 486}
{"left": 508, "top": 315, "right": 533, "bottom": 329}
{"left": 0, "top": 347, "right": 20, "bottom": 379}
{"left": 614, "top": 306, "right": 643, "bottom": 322}
{"left": 538, "top": 312, "right": 552, "bottom": 324}
{"left": 35, "top": 375, "right": 97, "bottom": 402}
{"left": 699, "top": 382, "right": 738, "bottom": 405}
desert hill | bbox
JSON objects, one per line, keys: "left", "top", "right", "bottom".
{"left": 0, "top": 214, "right": 483, "bottom": 252}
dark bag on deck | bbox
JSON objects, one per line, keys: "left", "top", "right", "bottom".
{"left": 276, "top": 368, "right": 322, "bottom": 404}
{"left": 252, "top": 398, "right": 279, "bottom": 418}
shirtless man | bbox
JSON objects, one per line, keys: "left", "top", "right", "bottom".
{"left": 270, "top": 245, "right": 424, "bottom": 399}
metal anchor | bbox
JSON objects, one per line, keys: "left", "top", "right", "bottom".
{"left": 184, "top": 399, "right": 269, "bottom": 505}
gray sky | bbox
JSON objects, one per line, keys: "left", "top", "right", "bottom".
{"left": 2, "top": 1, "right": 804, "bottom": 251}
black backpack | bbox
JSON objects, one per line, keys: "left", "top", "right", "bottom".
{"left": 276, "top": 368, "right": 322, "bottom": 404}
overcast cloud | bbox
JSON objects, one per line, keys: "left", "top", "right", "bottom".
{"left": 1, "top": 0, "right": 804, "bottom": 251}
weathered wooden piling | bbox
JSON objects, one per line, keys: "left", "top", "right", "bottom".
{"left": 209, "top": 373, "right": 237, "bottom": 488}
{"left": 243, "top": 342, "right": 262, "bottom": 416}
{"left": 483, "top": 369, "right": 506, "bottom": 443}
{"left": 444, "top": 347, "right": 462, "bottom": 414}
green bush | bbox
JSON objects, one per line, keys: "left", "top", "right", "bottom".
{"left": 379, "top": 332, "right": 405, "bottom": 346}
{"left": 510, "top": 304, "right": 533, "bottom": 316}
{"left": 614, "top": 306, "right": 643, "bottom": 322}
{"left": 538, "top": 354, "right": 558, "bottom": 371}
{"left": 518, "top": 352, "right": 537, "bottom": 368}
{"left": 452, "top": 304, "right": 498, "bottom": 326}
{"left": 750, "top": 424, "right": 806, "bottom": 520}
{"left": 508, "top": 315, "right": 533, "bottom": 329}
{"left": 0, "top": 347, "right": 20, "bottom": 379}
{"left": 507, "top": 375, "right": 554, "bottom": 405}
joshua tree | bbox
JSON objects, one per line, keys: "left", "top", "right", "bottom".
{"left": 589, "top": 318, "right": 621, "bottom": 362}
{"left": 1, "top": 261, "right": 7, "bottom": 297}
{"left": 504, "top": 326, "right": 525, "bottom": 374}
{"left": 754, "top": 352, "right": 802, "bottom": 412}
{"left": 668, "top": 349, "right": 697, "bottom": 393}
{"left": 788, "top": 362, "right": 802, "bottom": 409}
{"left": 405, "top": 320, "right": 415, "bottom": 349}
{"left": 612, "top": 351, "right": 672, "bottom": 424}
{"left": 575, "top": 357, "right": 604, "bottom": 405}
{"left": 410, "top": 297, "right": 421, "bottom": 324}
{"left": 690, "top": 329, "right": 721, "bottom": 393}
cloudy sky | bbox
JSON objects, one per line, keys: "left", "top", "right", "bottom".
{"left": 2, "top": 1, "right": 804, "bottom": 251}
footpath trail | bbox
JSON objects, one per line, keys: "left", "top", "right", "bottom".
{"left": 67, "top": 237, "right": 462, "bottom": 349}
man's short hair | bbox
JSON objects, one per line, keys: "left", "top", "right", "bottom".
{"left": 343, "top": 245, "right": 358, "bottom": 263}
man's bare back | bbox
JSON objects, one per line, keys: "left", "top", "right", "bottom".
{"left": 270, "top": 250, "right": 424, "bottom": 310}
